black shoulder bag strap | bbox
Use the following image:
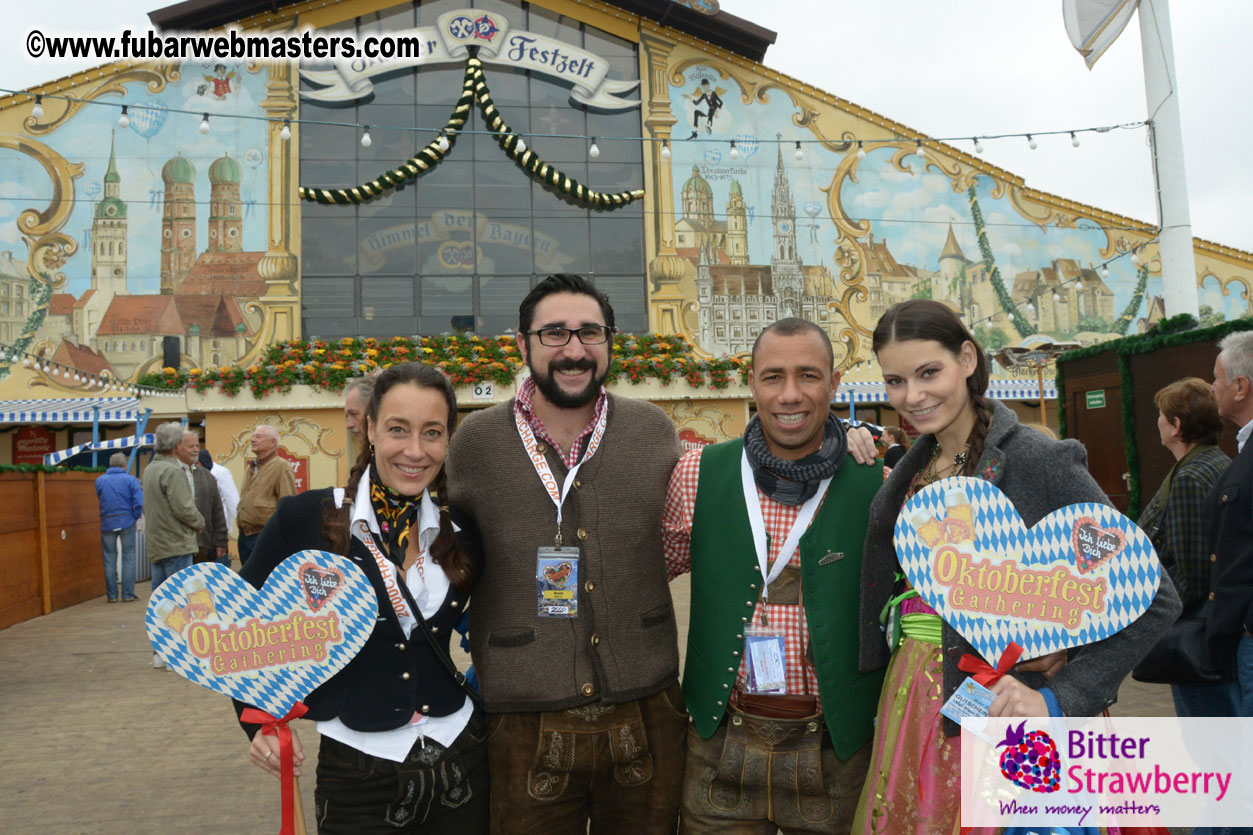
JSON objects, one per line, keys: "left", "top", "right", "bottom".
{"left": 394, "top": 576, "right": 480, "bottom": 704}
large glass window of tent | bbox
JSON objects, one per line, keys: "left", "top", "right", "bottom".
{"left": 298, "top": 0, "right": 645, "bottom": 342}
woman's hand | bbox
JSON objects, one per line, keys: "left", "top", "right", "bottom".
{"left": 249, "top": 727, "right": 304, "bottom": 779}
{"left": 987, "top": 675, "right": 1048, "bottom": 718}
{"left": 1012, "top": 649, "right": 1067, "bottom": 681}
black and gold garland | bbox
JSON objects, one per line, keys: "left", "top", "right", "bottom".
{"left": 298, "top": 54, "right": 645, "bottom": 210}
{"left": 298, "top": 62, "right": 475, "bottom": 205}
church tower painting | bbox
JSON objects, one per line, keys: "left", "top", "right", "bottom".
{"left": 160, "top": 155, "right": 197, "bottom": 294}
{"left": 207, "top": 154, "right": 243, "bottom": 253}
{"left": 769, "top": 134, "right": 804, "bottom": 318}
{"left": 91, "top": 131, "right": 128, "bottom": 297}
{"left": 726, "top": 180, "right": 748, "bottom": 265}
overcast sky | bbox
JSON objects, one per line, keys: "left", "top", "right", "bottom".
{"left": 4, "top": 0, "right": 1250, "bottom": 252}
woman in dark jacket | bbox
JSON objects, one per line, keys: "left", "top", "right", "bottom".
{"left": 1138, "top": 377, "right": 1236, "bottom": 716}
{"left": 238, "top": 362, "right": 486, "bottom": 833}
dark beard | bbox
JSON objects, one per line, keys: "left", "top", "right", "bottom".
{"left": 529, "top": 357, "right": 606, "bottom": 409}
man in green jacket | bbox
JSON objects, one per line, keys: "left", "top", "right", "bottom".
{"left": 662, "top": 318, "right": 886, "bottom": 834}
{"left": 142, "top": 421, "right": 204, "bottom": 668}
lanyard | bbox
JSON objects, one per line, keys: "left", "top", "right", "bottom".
{"left": 740, "top": 450, "right": 831, "bottom": 603}
{"left": 354, "top": 519, "right": 419, "bottom": 637}
{"left": 515, "top": 405, "right": 608, "bottom": 548}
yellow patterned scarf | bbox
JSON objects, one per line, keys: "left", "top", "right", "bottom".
{"left": 368, "top": 462, "right": 417, "bottom": 565}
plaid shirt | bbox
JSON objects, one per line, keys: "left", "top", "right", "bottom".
{"left": 1138, "top": 445, "right": 1231, "bottom": 608}
{"left": 663, "top": 447, "right": 823, "bottom": 704}
{"left": 513, "top": 377, "right": 609, "bottom": 469}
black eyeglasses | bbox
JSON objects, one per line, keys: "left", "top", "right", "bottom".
{"left": 526, "top": 325, "right": 614, "bottom": 346}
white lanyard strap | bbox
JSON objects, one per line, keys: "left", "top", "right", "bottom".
{"left": 353, "top": 518, "right": 417, "bottom": 636}
{"left": 740, "top": 450, "right": 832, "bottom": 601}
{"left": 515, "top": 405, "right": 608, "bottom": 542}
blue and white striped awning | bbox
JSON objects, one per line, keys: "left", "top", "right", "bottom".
{"left": 44, "top": 433, "right": 156, "bottom": 466}
{"left": 835, "top": 379, "right": 1058, "bottom": 404}
{"left": 0, "top": 398, "right": 143, "bottom": 424}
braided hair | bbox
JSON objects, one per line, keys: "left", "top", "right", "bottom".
{"left": 321, "top": 362, "right": 475, "bottom": 594}
{"left": 872, "top": 299, "right": 993, "bottom": 476}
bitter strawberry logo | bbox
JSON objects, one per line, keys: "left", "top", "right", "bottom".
{"left": 997, "top": 721, "right": 1061, "bottom": 793}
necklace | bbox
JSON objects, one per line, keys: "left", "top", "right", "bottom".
{"left": 920, "top": 442, "right": 971, "bottom": 485}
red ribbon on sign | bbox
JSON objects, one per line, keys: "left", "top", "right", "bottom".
{"left": 957, "top": 642, "right": 1024, "bottom": 687}
{"left": 241, "top": 702, "right": 309, "bottom": 835}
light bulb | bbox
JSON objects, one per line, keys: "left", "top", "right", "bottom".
{"left": 1130, "top": 252, "right": 1140, "bottom": 265}
{"left": 437, "top": 131, "right": 450, "bottom": 152}
{"left": 1053, "top": 292, "right": 1061, "bottom": 302}
{"left": 660, "top": 140, "right": 670, "bottom": 160}
{"left": 1101, "top": 265, "right": 1110, "bottom": 279}
{"left": 280, "top": 121, "right": 291, "bottom": 141}
{"left": 31, "top": 95, "right": 43, "bottom": 119}
{"left": 729, "top": 140, "right": 739, "bottom": 160}
{"left": 1071, "top": 132, "right": 1080, "bottom": 148}
{"left": 515, "top": 136, "right": 527, "bottom": 154}
{"left": 856, "top": 141, "right": 865, "bottom": 160}
{"left": 794, "top": 140, "right": 803, "bottom": 162}
{"left": 199, "top": 113, "right": 210, "bottom": 134}
{"left": 118, "top": 105, "right": 129, "bottom": 129}
{"left": 360, "top": 127, "right": 372, "bottom": 148}
{"left": 915, "top": 140, "right": 926, "bottom": 159}
{"left": 973, "top": 137, "right": 984, "bottom": 154}
{"left": 588, "top": 138, "right": 600, "bottom": 159}
{"left": 23, "top": 357, "right": 31, "bottom": 367}
{"left": 1027, "top": 134, "right": 1037, "bottom": 150}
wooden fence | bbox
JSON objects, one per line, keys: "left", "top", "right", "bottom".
{"left": 0, "top": 471, "right": 103, "bottom": 630}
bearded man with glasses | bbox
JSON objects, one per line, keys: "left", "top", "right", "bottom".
{"left": 447, "top": 274, "right": 689, "bottom": 833}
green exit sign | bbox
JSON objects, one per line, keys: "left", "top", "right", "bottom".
{"left": 1086, "top": 390, "right": 1106, "bottom": 410}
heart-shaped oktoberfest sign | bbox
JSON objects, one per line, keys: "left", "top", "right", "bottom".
{"left": 894, "top": 477, "right": 1160, "bottom": 663}
{"left": 145, "top": 551, "right": 378, "bottom": 716}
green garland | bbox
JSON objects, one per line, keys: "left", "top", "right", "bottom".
{"left": 0, "top": 262, "right": 55, "bottom": 386}
{"left": 299, "top": 62, "right": 474, "bottom": 205}
{"left": 967, "top": 184, "right": 1035, "bottom": 338}
{"left": 1055, "top": 314, "right": 1253, "bottom": 519}
{"left": 1113, "top": 265, "right": 1150, "bottom": 336}
{"left": 0, "top": 463, "right": 105, "bottom": 474}
{"left": 467, "top": 59, "right": 644, "bottom": 209}
{"left": 298, "top": 54, "right": 644, "bottom": 210}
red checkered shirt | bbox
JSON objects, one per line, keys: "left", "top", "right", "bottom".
{"left": 663, "top": 446, "right": 824, "bottom": 705}
{"left": 513, "top": 377, "right": 609, "bottom": 470}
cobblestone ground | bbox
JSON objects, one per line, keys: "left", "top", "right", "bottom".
{"left": 1, "top": 573, "right": 1180, "bottom": 834}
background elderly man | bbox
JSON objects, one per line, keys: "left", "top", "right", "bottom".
{"left": 183, "top": 432, "right": 229, "bottom": 568}
{"left": 141, "top": 422, "right": 205, "bottom": 668}
{"left": 1207, "top": 331, "right": 1253, "bottom": 719}
{"left": 95, "top": 452, "right": 144, "bottom": 603}
{"left": 235, "top": 424, "right": 296, "bottom": 565}
{"left": 343, "top": 375, "right": 375, "bottom": 448}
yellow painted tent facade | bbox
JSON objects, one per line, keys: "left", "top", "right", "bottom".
{"left": 0, "top": 0, "right": 1250, "bottom": 487}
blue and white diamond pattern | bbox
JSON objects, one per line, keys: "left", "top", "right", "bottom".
{"left": 895, "top": 477, "right": 1161, "bottom": 663}
{"left": 145, "top": 551, "right": 378, "bottom": 716}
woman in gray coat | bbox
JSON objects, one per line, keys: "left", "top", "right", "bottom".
{"left": 851, "top": 300, "right": 1180, "bottom": 834}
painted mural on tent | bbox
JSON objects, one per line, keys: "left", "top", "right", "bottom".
{"left": 655, "top": 56, "right": 1252, "bottom": 371}
{"left": 0, "top": 61, "right": 289, "bottom": 388}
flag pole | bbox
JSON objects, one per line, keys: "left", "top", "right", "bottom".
{"left": 1137, "top": 0, "right": 1199, "bottom": 318}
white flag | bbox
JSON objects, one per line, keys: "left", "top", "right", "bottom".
{"left": 1062, "top": 0, "right": 1140, "bottom": 68}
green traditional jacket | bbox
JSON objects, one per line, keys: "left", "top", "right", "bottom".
{"left": 682, "top": 438, "right": 886, "bottom": 759}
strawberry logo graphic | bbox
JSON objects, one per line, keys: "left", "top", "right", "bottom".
{"left": 997, "top": 721, "right": 1061, "bottom": 793}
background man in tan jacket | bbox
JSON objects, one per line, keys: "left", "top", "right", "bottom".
{"left": 235, "top": 425, "right": 295, "bottom": 565}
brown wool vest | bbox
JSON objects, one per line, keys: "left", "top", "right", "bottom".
{"left": 447, "top": 395, "right": 683, "bottom": 713}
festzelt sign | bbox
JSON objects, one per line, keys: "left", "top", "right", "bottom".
{"left": 299, "top": 9, "right": 641, "bottom": 111}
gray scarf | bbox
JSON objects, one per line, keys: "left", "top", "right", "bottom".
{"left": 743, "top": 413, "right": 846, "bottom": 506}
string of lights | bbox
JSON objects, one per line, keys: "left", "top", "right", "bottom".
{"left": 2, "top": 87, "right": 1149, "bottom": 157}
{"left": 0, "top": 342, "right": 181, "bottom": 397}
